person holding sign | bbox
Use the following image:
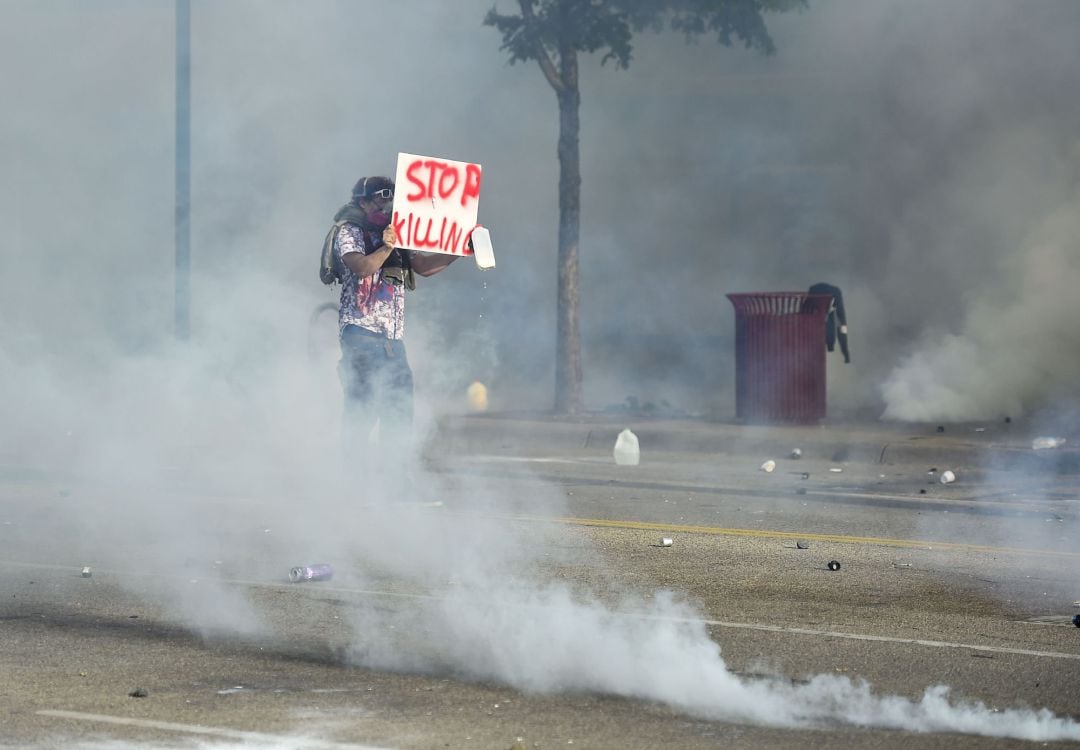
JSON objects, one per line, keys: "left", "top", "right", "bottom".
{"left": 332, "top": 175, "right": 457, "bottom": 453}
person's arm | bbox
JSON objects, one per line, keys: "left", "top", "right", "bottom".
{"left": 341, "top": 225, "right": 395, "bottom": 278}
{"left": 408, "top": 251, "right": 458, "bottom": 277}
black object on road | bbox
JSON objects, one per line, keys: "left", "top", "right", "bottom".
{"left": 827, "top": 560, "right": 841, "bottom": 571}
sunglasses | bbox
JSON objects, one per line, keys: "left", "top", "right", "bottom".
{"left": 368, "top": 188, "right": 394, "bottom": 200}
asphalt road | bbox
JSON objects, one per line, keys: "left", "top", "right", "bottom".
{"left": 2, "top": 436, "right": 1079, "bottom": 749}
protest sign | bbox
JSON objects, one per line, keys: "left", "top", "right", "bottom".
{"left": 392, "top": 152, "right": 482, "bottom": 257}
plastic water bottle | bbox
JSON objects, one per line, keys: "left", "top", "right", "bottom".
{"left": 289, "top": 564, "right": 334, "bottom": 583}
{"left": 613, "top": 428, "right": 640, "bottom": 466}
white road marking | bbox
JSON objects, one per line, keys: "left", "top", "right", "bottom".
{"left": 36, "top": 710, "right": 391, "bottom": 749}
{"left": 661, "top": 616, "right": 1080, "bottom": 661}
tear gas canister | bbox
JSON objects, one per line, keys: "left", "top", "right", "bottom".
{"left": 289, "top": 564, "right": 334, "bottom": 582}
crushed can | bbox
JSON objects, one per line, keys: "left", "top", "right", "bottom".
{"left": 289, "top": 563, "right": 333, "bottom": 583}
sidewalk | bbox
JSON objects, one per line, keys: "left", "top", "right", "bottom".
{"left": 431, "top": 412, "right": 1080, "bottom": 473}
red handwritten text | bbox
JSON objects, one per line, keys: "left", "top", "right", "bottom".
{"left": 392, "top": 212, "right": 471, "bottom": 255}
{"left": 404, "top": 158, "right": 481, "bottom": 208}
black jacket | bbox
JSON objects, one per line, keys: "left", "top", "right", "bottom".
{"left": 808, "top": 282, "right": 850, "bottom": 363}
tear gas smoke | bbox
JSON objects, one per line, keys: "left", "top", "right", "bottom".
{"left": 2, "top": 0, "right": 1079, "bottom": 746}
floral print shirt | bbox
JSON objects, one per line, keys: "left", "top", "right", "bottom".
{"left": 335, "top": 223, "right": 405, "bottom": 340}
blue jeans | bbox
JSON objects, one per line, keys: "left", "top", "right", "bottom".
{"left": 338, "top": 325, "right": 414, "bottom": 451}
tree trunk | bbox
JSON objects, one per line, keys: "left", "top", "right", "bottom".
{"left": 554, "top": 48, "right": 583, "bottom": 415}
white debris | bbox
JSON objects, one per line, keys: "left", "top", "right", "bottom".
{"left": 790, "top": 448, "right": 803, "bottom": 459}
{"left": 1032, "top": 436, "right": 1067, "bottom": 450}
{"left": 81, "top": 566, "right": 92, "bottom": 578}
{"left": 658, "top": 538, "right": 673, "bottom": 547}
{"left": 940, "top": 470, "right": 956, "bottom": 484}
{"left": 760, "top": 459, "right": 776, "bottom": 473}
{"left": 613, "top": 428, "right": 640, "bottom": 466}
{"left": 829, "top": 467, "right": 843, "bottom": 473}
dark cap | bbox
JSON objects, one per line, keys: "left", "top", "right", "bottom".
{"left": 352, "top": 176, "right": 395, "bottom": 199}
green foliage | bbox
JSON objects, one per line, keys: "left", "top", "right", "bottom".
{"left": 484, "top": 0, "right": 806, "bottom": 70}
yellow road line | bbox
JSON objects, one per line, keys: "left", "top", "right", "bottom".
{"left": 512, "top": 514, "right": 1080, "bottom": 559}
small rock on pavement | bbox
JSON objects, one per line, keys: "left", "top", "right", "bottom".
{"left": 81, "top": 567, "right": 92, "bottom": 578}
{"left": 128, "top": 687, "right": 148, "bottom": 698}
{"left": 796, "top": 540, "right": 810, "bottom": 549}
{"left": 760, "top": 459, "right": 776, "bottom": 473}
{"left": 790, "top": 448, "right": 802, "bottom": 459}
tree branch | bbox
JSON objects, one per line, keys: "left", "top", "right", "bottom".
{"left": 518, "top": 0, "right": 564, "bottom": 93}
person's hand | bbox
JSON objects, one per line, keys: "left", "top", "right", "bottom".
{"left": 382, "top": 226, "right": 398, "bottom": 251}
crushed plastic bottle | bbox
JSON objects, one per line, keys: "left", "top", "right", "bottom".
{"left": 289, "top": 564, "right": 333, "bottom": 582}
{"left": 1032, "top": 437, "right": 1067, "bottom": 450}
{"left": 613, "top": 428, "right": 640, "bottom": 466}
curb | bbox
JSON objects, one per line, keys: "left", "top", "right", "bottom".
{"left": 432, "top": 415, "right": 1080, "bottom": 473}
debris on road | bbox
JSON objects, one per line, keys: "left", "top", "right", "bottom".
{"left": 1073, "top": 614, "right": 1080, "bottom": 628}
{"left": 829, "top": 467, "right": 843, "bottom": 473}
{"left": 1032, "top": 436, "right": 1067, "bottom": 450}
{"left": 613, "top": 428, "right": 640, "bottom": 466}
{"left": 927, "top": 468, "right": 938, "bottom": 483}
{"left": 289, "top": 564, "right": 334, "bottom": 582}
{"left": 940, "top": 470, "right": 956, "bottom": 484}
{"left": 790, "top": 448, "right": 802, "bottom": 459}
{"left": 827, "top": 560, "right": 841, "bottom": 571}
{"left": 81, "top": 567, "right": 92, "bottom": 578}
{"left": 760, "top": 460, "right": 776, "bottom": 473}
{"left": 657, "top": 538, "right": 673, "bottom": 547}
{"left": 796, "top": 540, "right": 810, "bottom": 549}
{"left": 937, "top": 425, "right": 945, "bottom": 433}
{"left": 800, "top": 472, "right": 810, "bottom": 480}
{"left": 128, "top": 687, "right": 148, "bottom": 698}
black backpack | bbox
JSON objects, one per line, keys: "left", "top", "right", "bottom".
{"left": 318, "top": 219, "right": 350, "bottom": 285}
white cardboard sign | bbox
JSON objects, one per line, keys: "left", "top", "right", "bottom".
{"left": 392, "top": 152, "right": 482, "bottom": 257}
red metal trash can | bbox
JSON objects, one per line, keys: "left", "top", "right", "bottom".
{"left": 726, "top": 292, "right": 832, "bottom": 423}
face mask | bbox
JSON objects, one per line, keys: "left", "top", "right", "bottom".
{"left": 367, "top": 205, "right": 392, "bottom": 229}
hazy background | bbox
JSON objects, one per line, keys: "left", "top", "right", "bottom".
{"left": 3, "top": 1, "right": 1080, "bottom": 742}
{"left": 1, "top": 0, "right": 1078, "bottom": 428}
